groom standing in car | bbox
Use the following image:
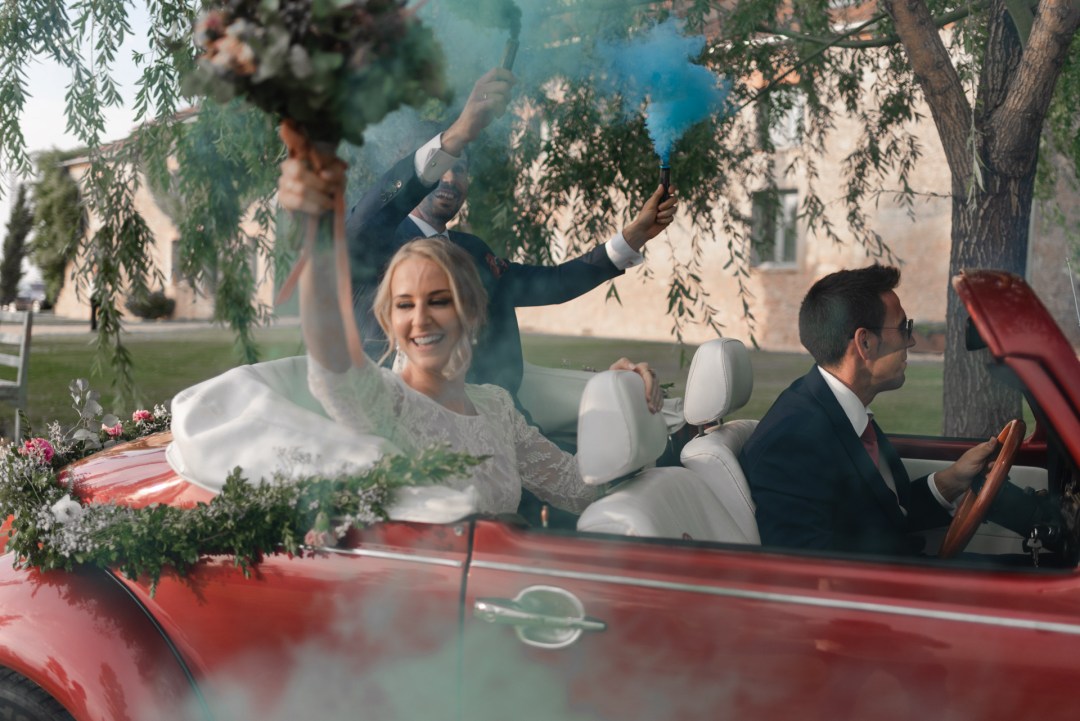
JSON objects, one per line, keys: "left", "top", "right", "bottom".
{"left": 740, "top": 264, "right": 1040, "bottom": 556}
{"left": 279, "top": 66, "right": 677, "bottom": 398}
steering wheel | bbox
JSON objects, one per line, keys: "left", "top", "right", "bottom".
{"left": 939, "top": 419, "right": 1025, "bottom": 559}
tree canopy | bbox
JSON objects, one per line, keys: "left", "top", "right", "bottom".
{"left": 0, "top": 0, "right": 1077, "bottom": 432}
{"left": 0, "top": 184, "right": 32, "bottom": 305}
{"left": 31, "top": 148, "right": 86, "bottom": 305}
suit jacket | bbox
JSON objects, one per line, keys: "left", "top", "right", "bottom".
{"left": 740, "top": 367, "right": 1036, "bottom": 556}
{"left": 344, "top": 149, "right": 623, "bottom": 395}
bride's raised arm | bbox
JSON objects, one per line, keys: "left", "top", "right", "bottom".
{"left": 280, "top": 156, "right": 363, "bottom": 374}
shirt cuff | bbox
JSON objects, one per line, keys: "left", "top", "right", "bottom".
{"left": 605, "top": 231, "right": 645, "bottom": 270}
{"left": 414, "top": 133, "right": 460, "bottom": 185}
{"left": 927, "top": 472, "right": 961, "bottom": 514}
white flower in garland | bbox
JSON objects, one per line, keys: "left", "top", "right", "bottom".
{"left": 0, "top": 379, "right": 483, "bottom": 595}
{"left": 50, "top": 494, "right": 84, "bottom": 524}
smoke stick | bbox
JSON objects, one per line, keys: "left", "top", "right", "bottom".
{"left": 501, "top": 38, "right": 519, "bottom": 71}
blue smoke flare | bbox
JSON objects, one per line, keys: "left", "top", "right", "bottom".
{"left": 597, "top": 18, "right": 732, "bottom": 164}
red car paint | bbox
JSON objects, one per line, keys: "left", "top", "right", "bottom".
{"left": 0, "top": 269, "right": 1077, "bottom": 721}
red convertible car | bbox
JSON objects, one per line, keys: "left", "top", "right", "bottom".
{"left": 0, "top": 269, "right": 1078, "bottom": 721}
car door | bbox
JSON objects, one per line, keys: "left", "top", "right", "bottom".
{"left": 460, "top": 519, "right": 1080, "bottom": 721}
{"left": 124, "top": 520, "right": 470, "bottom": 720}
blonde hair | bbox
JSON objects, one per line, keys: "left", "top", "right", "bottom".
{"left": 373, "top": 237, "right": 488, "bottom": 380}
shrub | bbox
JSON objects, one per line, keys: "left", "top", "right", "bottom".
{"left": 125, "top": 290, "right": 175, "bottom": 320}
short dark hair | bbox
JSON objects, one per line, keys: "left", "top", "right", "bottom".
{"left": 798, "top": 264, "right": 901, "bottom": 366}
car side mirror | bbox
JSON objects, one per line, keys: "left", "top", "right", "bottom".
{"left": 965, "top": 316, "right": 988, "bottom": 351}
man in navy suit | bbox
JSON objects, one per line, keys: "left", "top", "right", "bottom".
{"left": 740, "top": 265, "right": 1037, "bottom": 556}
{"left": 284, "top": 67, "right": 677, "bottom": 396}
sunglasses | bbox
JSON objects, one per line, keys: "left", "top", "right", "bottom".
{"left": 863, "top": 318, "right": 915, "bottom": 342}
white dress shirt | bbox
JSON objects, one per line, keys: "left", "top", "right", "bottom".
{"left": 816, "top": 366, "right": 956, "bottom": 513}
{"left": 412, "top": 133, "right": 644, "bottom": 270}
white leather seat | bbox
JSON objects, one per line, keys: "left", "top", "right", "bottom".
{"left": 576, "top": 370, "right": 749, "bottom": 543}
{"left": 680, "top": 338, "right": 761, "bottom": 544}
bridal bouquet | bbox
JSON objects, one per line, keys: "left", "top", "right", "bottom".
{"left": 187, "top": 0, "right": 448, "bottom": 366}
{"left": 186, "top": 0, "right": 446, "bottom": 147}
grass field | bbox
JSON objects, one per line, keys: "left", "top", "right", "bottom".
{"left": 4, "top": 324, "right": 951, "bottom": 437}
{"left": 522, "top": 333, "right": 948, "bottom": 434}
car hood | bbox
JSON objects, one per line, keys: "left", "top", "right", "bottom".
{"left": 64, "top": 432, "right": 216, "bottom": 508}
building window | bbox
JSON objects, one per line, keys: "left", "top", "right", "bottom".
{"left": 751, "top": 189, "right": 798, "bottom": 267}
{"left": 757, "top": 89, "right": 805, "bottom": 150}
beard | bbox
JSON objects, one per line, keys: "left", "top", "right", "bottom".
{"left": 418, "top": 184, "right": 465, "bottom": 226}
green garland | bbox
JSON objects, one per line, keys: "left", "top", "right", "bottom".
{"left": 0, "top": 380, "right": 482, "bottom": 593}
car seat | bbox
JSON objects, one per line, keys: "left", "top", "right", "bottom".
{"left": 575, "top": 369, "right": 749, "bottom": 543}
{"left": 679, "top": 338, "right": 761, "bottom": 544}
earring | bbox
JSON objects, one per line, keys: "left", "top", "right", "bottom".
{"left": 391, "top": 341, "right": 408, "bottom": 373}
{"left": 471, "top": 336, "right": 478, "bottom": 346}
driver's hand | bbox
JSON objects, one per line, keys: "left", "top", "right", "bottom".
{"left": 609, "top": 358, "right": 663, "bottom": 414}
{"left": 933, "top": 436, "right": 999, "bottom": 502}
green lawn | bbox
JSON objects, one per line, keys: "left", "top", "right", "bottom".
{"left": 11, "top": 326, "right": 307, "bottom": 435}
{"left": 5, "top": 326, "right": 952, "bottom": 438}
{"left": 522, "top": 334, "right": 949, "bottom": 435}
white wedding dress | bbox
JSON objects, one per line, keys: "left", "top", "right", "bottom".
{"left": 308, "top": 357, "right": 599, "bottom": 515}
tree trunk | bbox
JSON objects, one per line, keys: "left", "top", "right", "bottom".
{"left": 941, "top": 2, "right": 1030, "bottom": 437}
{"left": 887, "top": 0, "right": 1080, "bottom": 436}
{"left": 942, "top": 171, "right": 1031, "bottom": 437}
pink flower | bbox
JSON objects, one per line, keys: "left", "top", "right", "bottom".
{"left": 304, "top": 529, "right": 332, "bottom": 547}
{"left": 102, "top": 422, "right": 123, "bottom": 437}
{"left": 132, "top": 409, "right": 153, "bottom": 423}
{"left": 19, "top": 438, "right": 54, "bottom": 464}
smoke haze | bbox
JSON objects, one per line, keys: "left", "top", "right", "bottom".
{"left": 596, "top": 18, "right": 732, "bottom": 164}
{"left": 344, "top": 2, "right": 728, "bottom": 183}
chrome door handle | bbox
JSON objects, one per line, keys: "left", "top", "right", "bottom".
{"left": 474, "top": 599, "right": 607, "bottom": 631}
{"left": 473, "top": 585, "right": 606, "bottom": 648}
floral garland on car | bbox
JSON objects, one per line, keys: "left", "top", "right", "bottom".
{"left": 0, "top": 380, "right": 482, "bottom": 594}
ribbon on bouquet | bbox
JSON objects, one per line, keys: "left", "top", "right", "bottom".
{"left": 276, "top": 120, "right": 366, "bottom": 368}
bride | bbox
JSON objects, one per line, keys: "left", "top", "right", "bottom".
{"left": 299, "top": 230, "right": 663, "bottom": 516}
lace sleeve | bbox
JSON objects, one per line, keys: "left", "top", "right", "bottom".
{"left": 503, "top": 393, "right": 600, "bottom": 514}
{"left": 307, "top": 356, "right": 416, "bottom": 454}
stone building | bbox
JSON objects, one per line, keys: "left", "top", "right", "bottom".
{"left": 515, "top": 102, "right": 1080, "bottom": 352}
{"left": 49, "top": 105, "right": 1078, "bottom": 350}
{"left": 51, "top": 138, "right": 277, "bottom": 323}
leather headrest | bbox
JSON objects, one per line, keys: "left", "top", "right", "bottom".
{"left": 576, "top": 370, "right": 670, "bottom": 485}
{"left": 683, "top": 338, "right": 753, "bottom": 426}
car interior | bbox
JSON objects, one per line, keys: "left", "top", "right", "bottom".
{"left": 520, "top": 333, "right": 1080, "bottom": 571}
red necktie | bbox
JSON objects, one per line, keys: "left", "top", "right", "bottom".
{"left": 860, "top": 420, "right": 880, "bottom": 468}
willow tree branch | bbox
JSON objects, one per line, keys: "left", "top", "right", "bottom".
{"left": 756, "top": 3, "right": 985, "bottom": 49}
{"left": 883, "top": 0, "right": 973, "bottom": 187}
{"left": 990, "top": 0, "right": 1080, "bottom": 174}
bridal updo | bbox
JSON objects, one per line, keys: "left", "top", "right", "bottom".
{"left": 372, "top": 237, "right": 488, "bottom": 380}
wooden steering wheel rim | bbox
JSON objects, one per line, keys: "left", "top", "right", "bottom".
{"left": 939, "top": 419, "right": 1025, "bottom": 559}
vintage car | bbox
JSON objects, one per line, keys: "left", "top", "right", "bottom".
{"left": 0, "top": 268, "right": 1077, "bottom": 721}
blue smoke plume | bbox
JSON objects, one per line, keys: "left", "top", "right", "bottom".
{"left": 596, "top": 18, "right": 732, "bottom": 164}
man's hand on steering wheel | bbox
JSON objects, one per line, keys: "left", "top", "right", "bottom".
{"left": 932, "top": 434, "right": 1000, "bottom": 503}
{"left": 939, "top": 419, "right": 1026, "bottom": 559}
